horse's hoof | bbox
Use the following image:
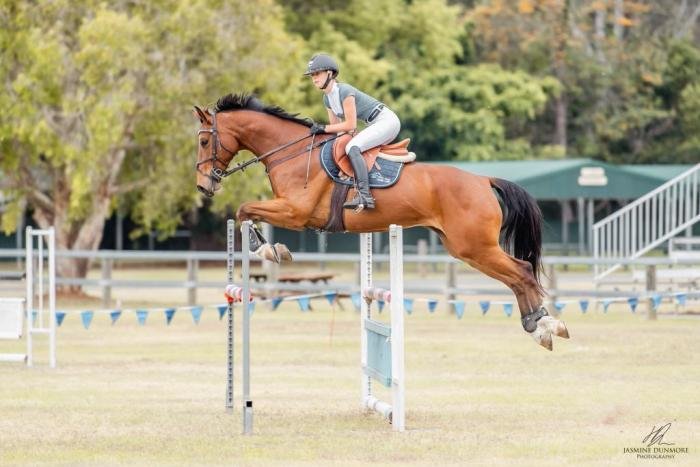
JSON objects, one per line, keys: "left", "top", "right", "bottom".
{"left": 274, "top": 243, "right": 293, "bottom": 262}
{"left": 554, "top": 321, "right": 570, "bottom": 339}
{"left": 529, "top": 316, "right": 563, "bottom": 351}
{"left": 531, "top": 329, "right": 553, "bottom": 351}
{"left": 255, "top": 244, "right": 280, "bottom": 263}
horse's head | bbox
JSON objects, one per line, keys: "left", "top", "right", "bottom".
{"left": 193, "top": 105, "right": 240, "bottom": 197}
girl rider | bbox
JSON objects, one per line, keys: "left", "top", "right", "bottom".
{"left": 305, "top": 53, "right": 401, "bottom": 212}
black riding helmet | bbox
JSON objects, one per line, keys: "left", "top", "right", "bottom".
{"left": 304, "top": 53, "right": 339, "bottom": 78}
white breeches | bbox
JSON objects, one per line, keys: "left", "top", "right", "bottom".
{"left": 345, "top": 108, "right": 401, "bottom": 153}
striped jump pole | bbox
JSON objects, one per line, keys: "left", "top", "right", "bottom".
{"left": 225, "top": 219, "right": 253, "bottom": 435}
{"left": 360, "top": 224, "right": 405, "bottom": 431}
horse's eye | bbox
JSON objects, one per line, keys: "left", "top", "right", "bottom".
{"left": 200, "top": 139, "right": 208, "bottom": 147}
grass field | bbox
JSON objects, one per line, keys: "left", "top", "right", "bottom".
{"left": 1, "top": 291, "right": 699, "bottom": 466}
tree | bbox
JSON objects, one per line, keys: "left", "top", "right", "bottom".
{"left": 468, "top": 0, "right": 700, "bottom": 163}
{"left": 0, "top": 0, "right": 305, "bottom": 290}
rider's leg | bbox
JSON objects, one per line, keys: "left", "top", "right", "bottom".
{"left": 343, "top": 146, "right": 375, "bottom": 210}
{"left": 344, "top": 108, "right": 400, "bottom": 211}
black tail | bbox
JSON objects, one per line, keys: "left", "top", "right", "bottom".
{"left": 490, "top": 178, "right": 544, "bottom": 287}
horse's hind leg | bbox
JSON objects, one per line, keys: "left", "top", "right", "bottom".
{"left": 441, "top": 237, "right": 569, "bottom": 350}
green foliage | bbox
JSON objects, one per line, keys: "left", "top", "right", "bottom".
{"left": 391, "top": 65, "right": 556, "bottom": 161}
{"left": 0, "top": 0, "right": 304, "bottom": 243}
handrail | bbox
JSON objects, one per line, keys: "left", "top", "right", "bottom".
{"left": 593, "top": 164, "right": 700, "bottom": 280}
{"left": 592, "top": 164, "right": 700, "bottom": 227}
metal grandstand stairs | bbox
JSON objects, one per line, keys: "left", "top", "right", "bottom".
{"left": 593, "top": 163, "right": 700, "bottom": 281}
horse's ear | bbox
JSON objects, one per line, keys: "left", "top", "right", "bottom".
{"left": 193, "top": 105, "right": 210, "bottom": 124}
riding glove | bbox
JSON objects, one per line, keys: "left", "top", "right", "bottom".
{"left": 309, "top": 122, "right": 326, "bottom": 135}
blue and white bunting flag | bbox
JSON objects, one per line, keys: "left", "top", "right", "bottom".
{"left": 164, "top": 308, "right": 176, "bottom": 325}
{"left": 503, "top": 303, "right": 513, "bottom": 317}
{"left": 271, "top": 297, "right": 284, "bottom": 311}
{"left": 453, "top": 300, "right": 465, "bottom": 319}
{"left": 109, "top": 310, "right": 122, "bottom": 325}
{"left": 602, "top": 299, "right": 612, "bottom": 313}
{"left": 479, "top": 301, "right": 490, "bottom": 315}
{"left": 136, "top": 309, "right": 148, "bottom": 326}
{"left": 55, "top": 311, "right": 66, "bottom": 327}
{"left": 627, "top": 297, "right": 638, "bottom": 313}
{"left": 81, "top": 311, "right": 94, "bottom": 329}
{"left": 297, "top": 296, "right": 310, "bottom": 312}
{"left": 190, "top": 306, "right": 203, "bottom": 324}
{"left": 676, "top": 293, "right": 687, "bottom": 306}
{"left": 579, "top": 299, "right": 589, "bottom": 313}
{"left": 427, "top": 299, "right": 438, "bottom": 313}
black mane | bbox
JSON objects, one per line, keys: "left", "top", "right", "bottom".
{"left": 214, "top": 93, "right": 312, "bottom": 127}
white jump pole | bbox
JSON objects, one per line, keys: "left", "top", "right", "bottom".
{"left": 224, "top": 219, "right": 253, "bottom": 435}
{"left": 241, "top": 221, "right": 253, "bottom": 435}
{"left": 360, "top": 224, "right": 405, "bottom": 431}
{"left": 389, "top": 225, "right": 405, "bottom": 430}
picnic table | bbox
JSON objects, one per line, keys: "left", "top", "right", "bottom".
{"left": 247, "top": 272, "right": 335, "bottom": 284}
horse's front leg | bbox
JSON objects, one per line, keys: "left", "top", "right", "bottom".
{"left": 236, "top": 199, "right": 308, "bottom": 263}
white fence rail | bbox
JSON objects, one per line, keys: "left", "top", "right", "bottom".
{"left": 2, "top": 248, "right": 700, "bottom": 308}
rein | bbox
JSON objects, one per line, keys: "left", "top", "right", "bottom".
{"left": 265, "top": 133, "right": 341, "bottom": 173}
{"left": 197, "top": 110, "right": 341, "bottom": 184}
{"left": 221, "top": 132, "right": 315, "bottom": 176}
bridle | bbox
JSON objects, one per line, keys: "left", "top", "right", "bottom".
{"left": 195, "top": 110, "right": 242, "bottom": 186}
{"left": 196, "top": 110, "right": 341, "bottom": 190}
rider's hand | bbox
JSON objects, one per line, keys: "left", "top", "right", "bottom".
{"left": 309, "top": 122, "right": 326, "bottom": 135}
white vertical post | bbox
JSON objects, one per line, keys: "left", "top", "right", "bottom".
{"left": 389, "top": 225, "right": 405, "bottom": 432}
{"left": 225, "top": 220, "right": 234, "bottom": 412}
{"left": 38, "top": 235, "right": 44, "bottom": 329}
{"left": 241, "top": 221, "right": 253, "bottom": 435}
{"left": 360, "top": 232, "right": 372, "bottom": 408}
{"left": 25, "top": 227, "right": 33, "bottom": 367}
{"left": 48, "top": 228, "right": 56, "bottom": 369}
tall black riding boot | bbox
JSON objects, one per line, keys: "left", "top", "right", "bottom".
{"left": 343, "top": 146, "right": 375, "bottom": 211}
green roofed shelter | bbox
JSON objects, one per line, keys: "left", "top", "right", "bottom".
{"left": 434, "top": 158, "right": 692, "bottom": 200}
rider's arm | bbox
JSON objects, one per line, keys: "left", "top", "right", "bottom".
{"left": 326, "top": 108, "right": 340, "bottom": 125}
{"left": 324, "top": 96, "right": 357, "bottom": 133}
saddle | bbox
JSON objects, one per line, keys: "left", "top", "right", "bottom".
{"left": 332, "top": 134, "right": 415, "bottom": 177}
{"left": 320, "top": 136, "right": 415, "bottom": 233}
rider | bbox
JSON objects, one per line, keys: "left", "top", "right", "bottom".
{"left": 305, "top": 53, "right": 401, "bottom": 211}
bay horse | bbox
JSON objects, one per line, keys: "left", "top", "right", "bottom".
{"left": 193, "top": 93, "right": 569, "bottom": 350}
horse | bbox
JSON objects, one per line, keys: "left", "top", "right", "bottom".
{"left": 193, "top": 93, "right": 569, "bottom": 350}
